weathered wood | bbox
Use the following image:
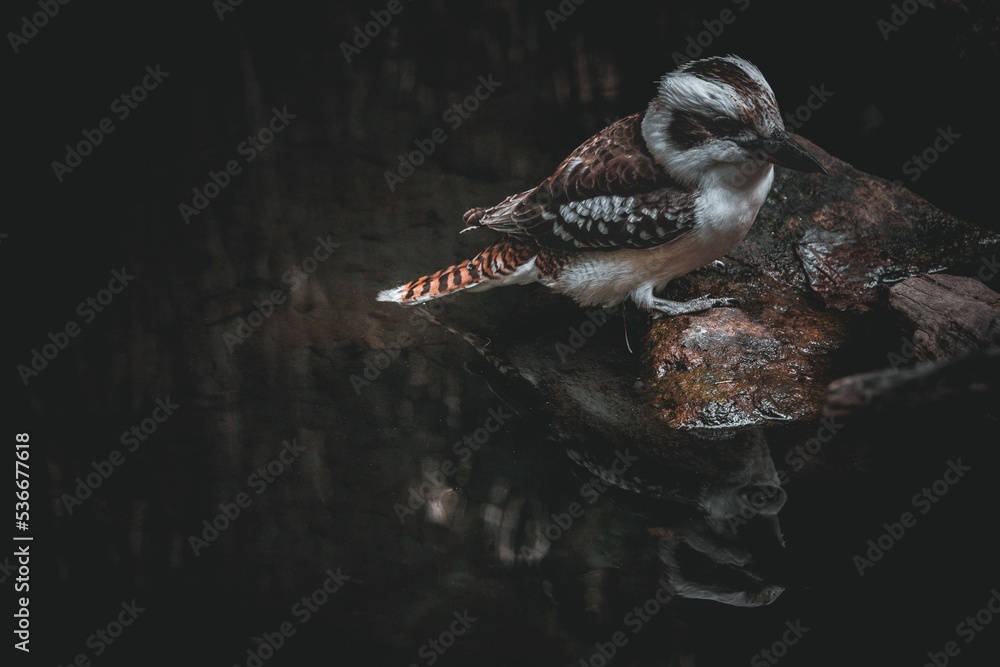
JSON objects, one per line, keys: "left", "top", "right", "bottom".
{"left": 889, "top": 274, "right": 1000, "bottom": 363}
{"left": 822, "top": 349, "right": 1000, "bottom": 421}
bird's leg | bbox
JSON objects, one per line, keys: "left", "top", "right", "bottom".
{"left": 631, "top": 283, "right": 739, "bottom": 316}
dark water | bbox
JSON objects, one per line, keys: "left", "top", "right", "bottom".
{"left": 10, "top": 1, "right": 1000, "bottom": 666}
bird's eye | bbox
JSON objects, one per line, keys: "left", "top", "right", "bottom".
{"left": 711, "top": 117, "right": 741, "bottom": 136}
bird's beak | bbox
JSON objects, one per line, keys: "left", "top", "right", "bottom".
{"left": 744, "top": 131, "right": 827, "bottom": 174}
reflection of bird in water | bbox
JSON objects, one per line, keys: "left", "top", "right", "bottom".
{"left": 402, "top": 306, "right": 792, "bottom": 610}
{"left": 379, "top": 55, "right": 825, "bottom": 315}
{"left": 475, "top": 434, "right": 789, "bottom": 609}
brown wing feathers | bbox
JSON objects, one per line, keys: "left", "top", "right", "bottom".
{"left": 381, "top": 113, "right": 697, "bottom": 304}
{"left": 532, "top": 113, "right": 674, "bottom": 202}
{"left": 465, "top": 113, "right": 697, "bottom": 252}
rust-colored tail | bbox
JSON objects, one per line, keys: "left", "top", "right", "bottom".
{"left": 377, "top": 238, "right": 535, "bottom": 305}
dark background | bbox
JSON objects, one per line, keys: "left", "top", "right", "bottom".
{"left": 7, "top": 0, "right": 1000, "bottom": 665}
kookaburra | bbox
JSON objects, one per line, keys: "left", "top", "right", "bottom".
{"left": 378, "top": 56, "right": 826, "bottom": 315}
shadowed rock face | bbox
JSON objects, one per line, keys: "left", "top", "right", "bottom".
{"left": 745, "top": 138, "right": 998, "bottom": 310}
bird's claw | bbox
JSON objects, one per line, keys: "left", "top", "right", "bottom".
{"left": 707, "top": 259, "right": 729, "bottom": 274}
{"left": 697, "top": 295, "right": 741, "bottom": 309}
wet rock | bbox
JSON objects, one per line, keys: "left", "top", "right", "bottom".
{"left": 645, "top": 137, "right": 1000, "bottom": 429}
{"left": 647, "top": 306, "right": 834, "bottom": 430}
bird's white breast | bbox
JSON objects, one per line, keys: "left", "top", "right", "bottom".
{"left": 694, "top": 162, "right": 774, "bottom": 256}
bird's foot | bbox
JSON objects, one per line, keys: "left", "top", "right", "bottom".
{"left": 648, "top": 295, "right": 740, "bottom": 318}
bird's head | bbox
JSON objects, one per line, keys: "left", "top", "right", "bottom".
{"left": 641, "top": 55, "right": 826, "bottom": 186}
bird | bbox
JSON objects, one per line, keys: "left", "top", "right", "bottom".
{"left": 377, "top": 55, "right": 826, "bottom": 316}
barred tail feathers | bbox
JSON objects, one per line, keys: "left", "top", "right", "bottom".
{"left": 376, "top": 263, "right": 481, "bottom": 305}
{"left": 376, "top": 239, "right": 536, "bottom": 305}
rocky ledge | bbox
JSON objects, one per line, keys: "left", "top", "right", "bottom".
{"left": 427, "top": 135, "right": 1000, "bottom": 470}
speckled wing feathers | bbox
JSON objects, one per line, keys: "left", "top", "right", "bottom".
{"left": 468, "top": 113, "right": 698, "bottom": 252}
